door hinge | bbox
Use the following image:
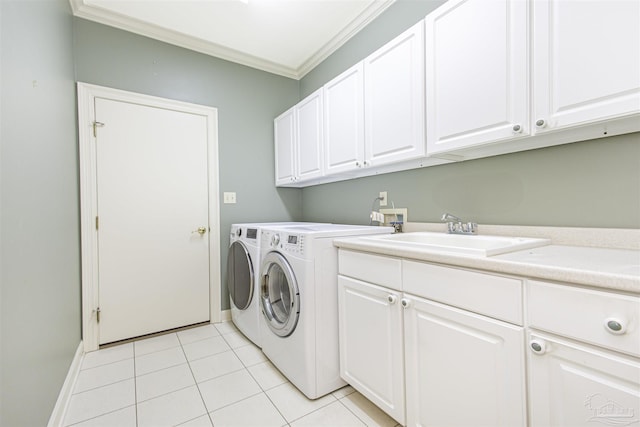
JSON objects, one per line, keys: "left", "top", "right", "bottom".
{"left": 93, "top": 121, "right": 105, "bottom": 138}
{"left": 95, "top": 216, "right": 99, "bottom": 230}
{"left": 94, "top": 307, "right": 101, "bottom": 323}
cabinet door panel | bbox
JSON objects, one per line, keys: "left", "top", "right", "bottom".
{"left": 426, "top": 0, "right": 529, "bottom": 154}
{"left": 324, "top": 63, "right": 365, "bottom": 175}
{"left": 274, "top": 107, "right": 296, "bottom": 185}
{"left": 528, "top": 332, "right": 640, "bottom": 427}
{"left": 534, "top": 0, "right": 640, "bottom": 131}
{"left": 405, "top": 296, "right": 526, "bottom": 427}
{"left": 338, "top": 276, "right": 405, "bottom": 425}
{"left": 365, "top": 22, "right": 425, "bottom": 166}
{"left": 296, "top": 89, "right": 323, "bottom": 181}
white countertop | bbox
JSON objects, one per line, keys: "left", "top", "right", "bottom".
{"left": 333, "top": 236, "right": 640, "bottom": 294}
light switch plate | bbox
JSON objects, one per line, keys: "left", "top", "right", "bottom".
{"left": 223, "top": 192, "right": 236, "bottom": 204}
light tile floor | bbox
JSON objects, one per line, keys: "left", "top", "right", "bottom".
{"left": 63, "top": 322, "right": 401, "bottom": 426}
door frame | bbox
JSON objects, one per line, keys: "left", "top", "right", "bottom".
{"left": 77, "top": 82, "right": 221, "bottom": 352}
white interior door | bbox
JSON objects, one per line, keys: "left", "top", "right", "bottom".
{"left": 95, "top": 97, "right": 210, "bottom": 344}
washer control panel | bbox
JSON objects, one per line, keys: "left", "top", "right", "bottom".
{"left": 263, "top": 230, "right": 305, "bottom": 256}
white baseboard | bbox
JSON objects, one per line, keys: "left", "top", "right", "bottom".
{"left": 219, "top": 309, "right": 232, "bottom": 322}
{"left": 48, "top": 341, "right": 84, "bottom": 427}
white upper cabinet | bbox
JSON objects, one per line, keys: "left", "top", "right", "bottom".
{"left": 274, "top": 89, "right": 324, "bottom": 186}
{"left": 365, "top": 22, "right": 426, "bottom": 167}
{"left": 276, "top": 0, "right": 640, "bottom": 186}
{"left": 425, "top": 0, "right": 529, "bottom": 155}
{"left": 274, "top": 106, "right": 296, "bottom": 186}
{"left": 324, "top": 63, "right": 365, "bottom": 175}
{"left": 324, "top": 22, "right": 426, "bottom": 177}
{"left": 296, "top": 89, "right": 324, "bottom": 181}
{"left": 533, "top": 0, "right": 640, "bottom": 132}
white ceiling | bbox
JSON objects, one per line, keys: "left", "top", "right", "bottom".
{"left": 69, "top": 0, "right": 395, "bottom": 79}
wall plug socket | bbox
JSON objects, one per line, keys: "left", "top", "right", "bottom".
{"left": 379, "top": 191, "right": 387, "bottom": 206}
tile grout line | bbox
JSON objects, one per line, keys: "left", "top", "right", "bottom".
{"left": 64, "top": 405, "right": 138, "bottom": 427}
{"left": 240, "top": 356, "right": 291, "bottom": 425}
{"left": 283, "top": 394, "right": 339, "bottom": 426}
{"left": 335, "top": 394, "right": 370, "bottom": 426}
{"left": 179, "top": 332, "right": 216, "bottom": 426}
{"left": 213, "top": 325, "right": 293, "bottom": 425}
{"left": 68, "top": 375, "right": 135, "bottom": 397}
{"left": 133, "top": 341, "right": 139, "bottom": 427}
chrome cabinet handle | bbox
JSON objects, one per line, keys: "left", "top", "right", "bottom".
{"left": 401, "top": 298, "right": 410, "bottom": 308}
{"left": 512, "top": 124, "right": 522, "bottom": 133}
{"left": 604, "top": 318, "right": 627, "bottom": 335}
{"left": 530, "top": 339, "right": 547, "bottom": 355}
{"left": 387, "top": 295, "right": 397, "bottom": 304}
{"left": 535, "top": 118, "right": 546, "bottom": 128}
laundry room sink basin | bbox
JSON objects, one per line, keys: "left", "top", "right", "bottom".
{"left": 360, "top": 232, "right": 551, "bottom": 257}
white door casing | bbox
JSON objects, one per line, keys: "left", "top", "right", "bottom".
{"left": 78, "top": 83, "right": 221, "bottom": 351}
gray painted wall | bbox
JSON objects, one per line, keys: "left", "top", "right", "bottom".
{"left": 1, "top": 1, "right": 638, "bottom": 425}
{"left": 72, "top": 18, "right": 303, "bottom": 312}
{"left": 1, "top": 1, "right": 81, "bottom": 425}
{"left": 300, "top": 0, "right": 640, "bottom": 229}
{"left": 302, "top": 134, "right": 640, "bottom": 228}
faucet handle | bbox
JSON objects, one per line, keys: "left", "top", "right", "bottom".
{"left": 441, "top": 212, "right": 462, "bottom": 223}
{"left": 461, "top": 222, "right": 478, "bottom": 235}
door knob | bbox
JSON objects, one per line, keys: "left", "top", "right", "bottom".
{"left": 192, "top": 227, "right": 207, "bottom": 235}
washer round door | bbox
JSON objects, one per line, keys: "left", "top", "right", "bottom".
{"left": 260, "top": 251, "right": 300, "bottom": 337}
{"left": 227, "top": 240, "right": 254, "bottom": 310}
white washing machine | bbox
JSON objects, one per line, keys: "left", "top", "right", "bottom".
{"left": 259, "top": 224, "right": 393, "bottom": 399}
{"left": 227, "top": 222, "right": 325, "bottom": 347}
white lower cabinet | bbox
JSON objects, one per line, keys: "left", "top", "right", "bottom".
{"left": 526, "top": 279, "right": 640, "bottom": 426}
{"left": 527, "top": 331, "right": 640, "bottom": 427}
{"left": 404, "top": 296, "right": 526, "bottom": 427}
{"left": 337, "top": 276, "right": 406, "bottom": 424}
{"left": 338, "top": 250, "right": 526, "bottom": 426}
{"left": 337, "top": 250, "right": 640, "bottom": 427}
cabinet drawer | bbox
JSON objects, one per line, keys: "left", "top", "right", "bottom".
{"left": 527, "top": 280, "right": 640, "bottom": 357}
{"left": 403, "top": 261, "right": 523, "bottom": 325}
{"left": 338, "top": 250, "right": 402, "bottom": 291}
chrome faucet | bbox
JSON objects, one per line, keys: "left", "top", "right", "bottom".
{"left": 441, "top": 213, "right": 478, "bottom": 235}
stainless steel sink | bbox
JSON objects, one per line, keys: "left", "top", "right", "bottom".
{"left": 361, "top": 232, "right": 551, "bottom": 256}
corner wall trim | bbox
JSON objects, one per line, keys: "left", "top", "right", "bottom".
{"left": 220, "top": 309, "right": 232, "bottom": 323}
{"left": 47, "top": 341, "right": 84, "bottom": 427}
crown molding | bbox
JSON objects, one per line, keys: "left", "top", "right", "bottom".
{"left": 69, "top": 0, "right": 395, "bottom": 80}
{"left": 297, "top": 0, "right": 395, "bottom": 79}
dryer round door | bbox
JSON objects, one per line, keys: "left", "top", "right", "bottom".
{"left": 227, "top": 240, "right": 254, "bottom": 310}
{"left": 260, "top": 251, "right": 300, "bottom": 337}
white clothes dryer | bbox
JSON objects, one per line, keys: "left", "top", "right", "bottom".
{"left": 258, "top": 224, "right": 393, "bottom": 399}
{"left": 227, "top": 222, "right": 325, "bottom": 347}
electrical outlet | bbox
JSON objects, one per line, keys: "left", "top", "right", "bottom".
{"left": 379, "top": 191, "right": 387, "bottom": 207}
{"left": 223, "top": 192, "right": 236, "bottom": 204}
